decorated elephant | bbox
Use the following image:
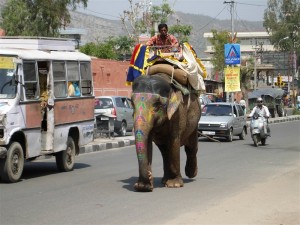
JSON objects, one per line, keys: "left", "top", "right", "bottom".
{"left": 131, "top": 73, "right": 201, "bottom": 192}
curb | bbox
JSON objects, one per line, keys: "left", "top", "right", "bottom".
{"left": 79, "top": 138, "right": 135, "bottom": 154}
{"left": 80, "top": 115, "right": 300, "bottom": 154}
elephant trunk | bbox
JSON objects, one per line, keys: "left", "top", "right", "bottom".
{"left": 134, "top": 110, "right": 154, "bottom": 180}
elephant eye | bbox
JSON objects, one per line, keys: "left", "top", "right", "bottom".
{"left": 153, "top": 101, "right": 161, "bottom": 112}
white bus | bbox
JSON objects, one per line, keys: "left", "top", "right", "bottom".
{"left": 0, "top": 37, "right": 95, "bottom": 182}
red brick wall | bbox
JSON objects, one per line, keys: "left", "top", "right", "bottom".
{"left": 91, "top": 58, "right": 132, "bottom": 97}
{"left": 0, "top": 29, "right": 5, "bottom": 36}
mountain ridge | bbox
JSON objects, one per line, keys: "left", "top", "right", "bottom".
{"left": 0, "top": 0, "right": 265, "bottom": 56}
{"left": 69, "top": 10, "right": 264, "bottom": 56}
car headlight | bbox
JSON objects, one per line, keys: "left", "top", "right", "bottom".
{"left": 220, "top": 123, "right": 227, "bottom": 128}
{"left": 0, "top": 114, "right": 7, "bottom": 126}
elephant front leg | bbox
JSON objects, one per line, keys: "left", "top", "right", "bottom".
{"left": 163, "top": 142, "right": 184, "bottom": 188}
{"left": 134, "top": 138, "right": 154, "bottom": 192}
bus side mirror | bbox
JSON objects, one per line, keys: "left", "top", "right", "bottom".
{"left": 11, "top": 75, "right": 17, "bottom": 86}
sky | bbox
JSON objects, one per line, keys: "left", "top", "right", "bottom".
{"left": 77, "top": 0, "right": 268, "bottom": 22}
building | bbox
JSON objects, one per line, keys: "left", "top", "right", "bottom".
{"left": 91, "top": 58, "right": 131, "bottom": 97}
{"left": 203, "top": 31, "right": 295, "bottom": 90}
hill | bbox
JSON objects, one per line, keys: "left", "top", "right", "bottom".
{"left": 0, "top": 0, "right": 265, "bottom": 57}
{"left": 69, "top": 10, "right": 264, "bottom": 57}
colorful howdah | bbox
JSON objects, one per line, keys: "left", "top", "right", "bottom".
{"left": 126, "top": 42, "right": 207, "bottom": 92}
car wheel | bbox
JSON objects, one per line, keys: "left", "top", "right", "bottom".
{"left": 0, "top": 142, "right": 24, "bottom": 183}
{"left": 239, "top": 128, "right": 246, "bottom": 140}
{"left": 118, "top": 121, "right": 127, "bottom": 137}
{"left": 56, "top": 136, "right": 76, "bottom": 172}
{"left": 227, "top": 128, "right": 233, "bottom": 142}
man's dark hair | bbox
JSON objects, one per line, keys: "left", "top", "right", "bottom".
{"left": 158, "top": 23, "right": 168, "bottom": 31}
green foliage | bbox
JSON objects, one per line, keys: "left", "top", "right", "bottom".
{"left": 113, "top": 36, "right": 135, "bottom": 60}
{"left": 153, "top": 0, "right": 174, "bottom": 24}
{"left": 169, "top": 24, "right": 192, "bottom": 43}
{"left": 240, "top": 62, "right": 254, "bottom": 90}
{"left": 121, "top": 0, "right": 175, "bottom": 43}
{"left": 292, "top": 108, "right": 300, "bottom": 115}
{"left": 264, "top": 0, "right": 300, "bottom": 52}
{"left": 209, "top": 29, "right": 230, "bottom": 73}
{"left": 0, "top": 0, "right": 88, "bottom": 36}
{"left": 79, "top": 36, "right": 134, "bottom": 60}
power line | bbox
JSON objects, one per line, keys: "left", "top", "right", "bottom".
{"left": 236, "top": 2, "right": 266, "bottom": 7}
{"left": 76, "top": 6, "right": 120, "bottom": 19}
{"left": 197, "top": 5, "right": 228, "bottom": 31}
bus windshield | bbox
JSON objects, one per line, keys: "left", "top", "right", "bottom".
{"left": 0, "top": 56, "right": 17, "bottom": 99}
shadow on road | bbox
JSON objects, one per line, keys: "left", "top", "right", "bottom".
{"left": 0, "top": 161, "right": 91, "bottom": 182}
{"left": 120, "top": 176, "right": 196, "bottom": 192}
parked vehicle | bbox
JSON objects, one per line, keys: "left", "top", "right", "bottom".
{"left": 0, "top": 37, "right": 95, "bottom": 183}
{"left": 199, "top": 94, "right": 212, "bottom": 110}
{"left": 249, "top": 113, "right": 269, "bottom": 146}
{"left": 198, "top": 102, "right": 247, "bottom": 142}
{"left": 248, "top": 88, "right": 286, "bottom": 117}
{"left": 94, "top": 96, "right": 134, "bottom": 136}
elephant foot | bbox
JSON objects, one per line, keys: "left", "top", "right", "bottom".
{"left": 134, "top": 182, "right": 153, "bottom": 192}
{"left": 185, "top": 158, "right": 198, "bottom": 178}
{"left": 134, "top": 171, "right": 153, "bottom": 192}
{"left": 162, "top": 177, "right": 184, "bottom": 188}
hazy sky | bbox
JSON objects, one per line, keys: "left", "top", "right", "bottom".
{"left": 78, "top": 0, "right": 268, "bottom": 22}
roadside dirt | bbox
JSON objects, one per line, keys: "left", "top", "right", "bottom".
{"left": 166, "top": 163, "right": 300, "bottom": 225}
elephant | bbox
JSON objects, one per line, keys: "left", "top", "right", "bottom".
{"left": 131, "top": 73, "right": 201, "bottom": 192}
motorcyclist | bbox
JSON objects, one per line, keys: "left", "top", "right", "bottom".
{"left": 249, "top": 97, "right": 270, "bottom": 135}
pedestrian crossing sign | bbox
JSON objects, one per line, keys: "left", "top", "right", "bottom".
{"left": 224, "top": 44, "right": 241, "bottom": 65}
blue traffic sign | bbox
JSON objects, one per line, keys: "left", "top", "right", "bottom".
{"left": 224, "top": 44, "right": 241, "bottom": 65}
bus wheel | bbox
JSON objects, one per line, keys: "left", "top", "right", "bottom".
{"left": 56, "top": 136, "right": 75, "bottom": 172}
{"left": 0, "top": 142, "right": 24, "bottom": 183}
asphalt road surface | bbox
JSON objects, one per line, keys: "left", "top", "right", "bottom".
{"left": 1, "top": 121, "right": 299, "bottom": 225}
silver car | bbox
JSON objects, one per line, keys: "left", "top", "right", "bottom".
{"left": 94, "top": 96, "right": 134, "bottom": 136}
{"left": 199, "top": 94, "right": 212, "bottom": 110}
{"left": 198, "top": 102, "right": 247, "bottom": 142}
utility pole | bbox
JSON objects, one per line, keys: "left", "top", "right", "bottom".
{"left": 252, "top": 41, "right": 263, "bottom": 90}
{"left": 224, "top": 1, "right": 235, "bottom": 102}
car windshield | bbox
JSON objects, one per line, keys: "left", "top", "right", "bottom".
{"left": 202, "top": 104, "right": 232, "bottom": 116}
{"left": 0, "top": 56, "right": 17, "bottom": 99}
{"left": 95, "top": 98, "right": 113, "bottom": 109}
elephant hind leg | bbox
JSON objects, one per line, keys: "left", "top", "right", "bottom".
{"left": 134, "top": 171, "right": 154, "bottom": 192}
{"left": 184, "top": 137, "right": 198, "bottom": 178}
{"left": 163, "top": 176, "right": 184, "bottom": 188}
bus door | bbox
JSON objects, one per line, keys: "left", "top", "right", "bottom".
{"left": 38, "top": 61, "right": 54, "bottom": 151}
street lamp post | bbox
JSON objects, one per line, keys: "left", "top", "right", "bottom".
{"left": 279, "top": 36, "right": 290, "bottom": 92}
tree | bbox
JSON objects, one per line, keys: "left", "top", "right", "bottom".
{"left": 79, "top": 36, "right": 134, "bottom": 60}
{"left": 114, "top": 36, "right": 135, "bottom": 60}
{"left": 121, "top": 0, "right": 174, "bottom": 43}
{"left": 120, "top": 0, "right": 192, "bottom": 44}
{"left": 169, "top": 24, "right": 192, "bottom": 43}
{"left": 263, "top": 0, "right": 300, "bottom": 52}
{"left": 208, "top": 29, "right": 230, "bottom": 75}
{"left": 0, "top": 0, "right": 88, "bottom": 36}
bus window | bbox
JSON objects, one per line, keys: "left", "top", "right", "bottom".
{"left": 80, "top": 62, "right": 92, "bottom": 95}
{"left": 53, "top": 61, "right": 67, "bottom": 97}
{"left": 23, "top": 61, "right": 38, "bottom": 99}
{"left": 67, "top": 61, "right": 80, "bottom": 97}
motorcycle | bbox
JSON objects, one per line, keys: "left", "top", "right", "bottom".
{"left": 249, "top": 113, "right": 270, "bottom": 147}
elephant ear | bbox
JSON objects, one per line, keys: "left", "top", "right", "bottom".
{"left": 167, "top": 90, "right": 182, "bottom": 120}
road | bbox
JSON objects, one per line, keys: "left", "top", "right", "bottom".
{"left": 0, "top": 121, "right": 299, "bottom": 225}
